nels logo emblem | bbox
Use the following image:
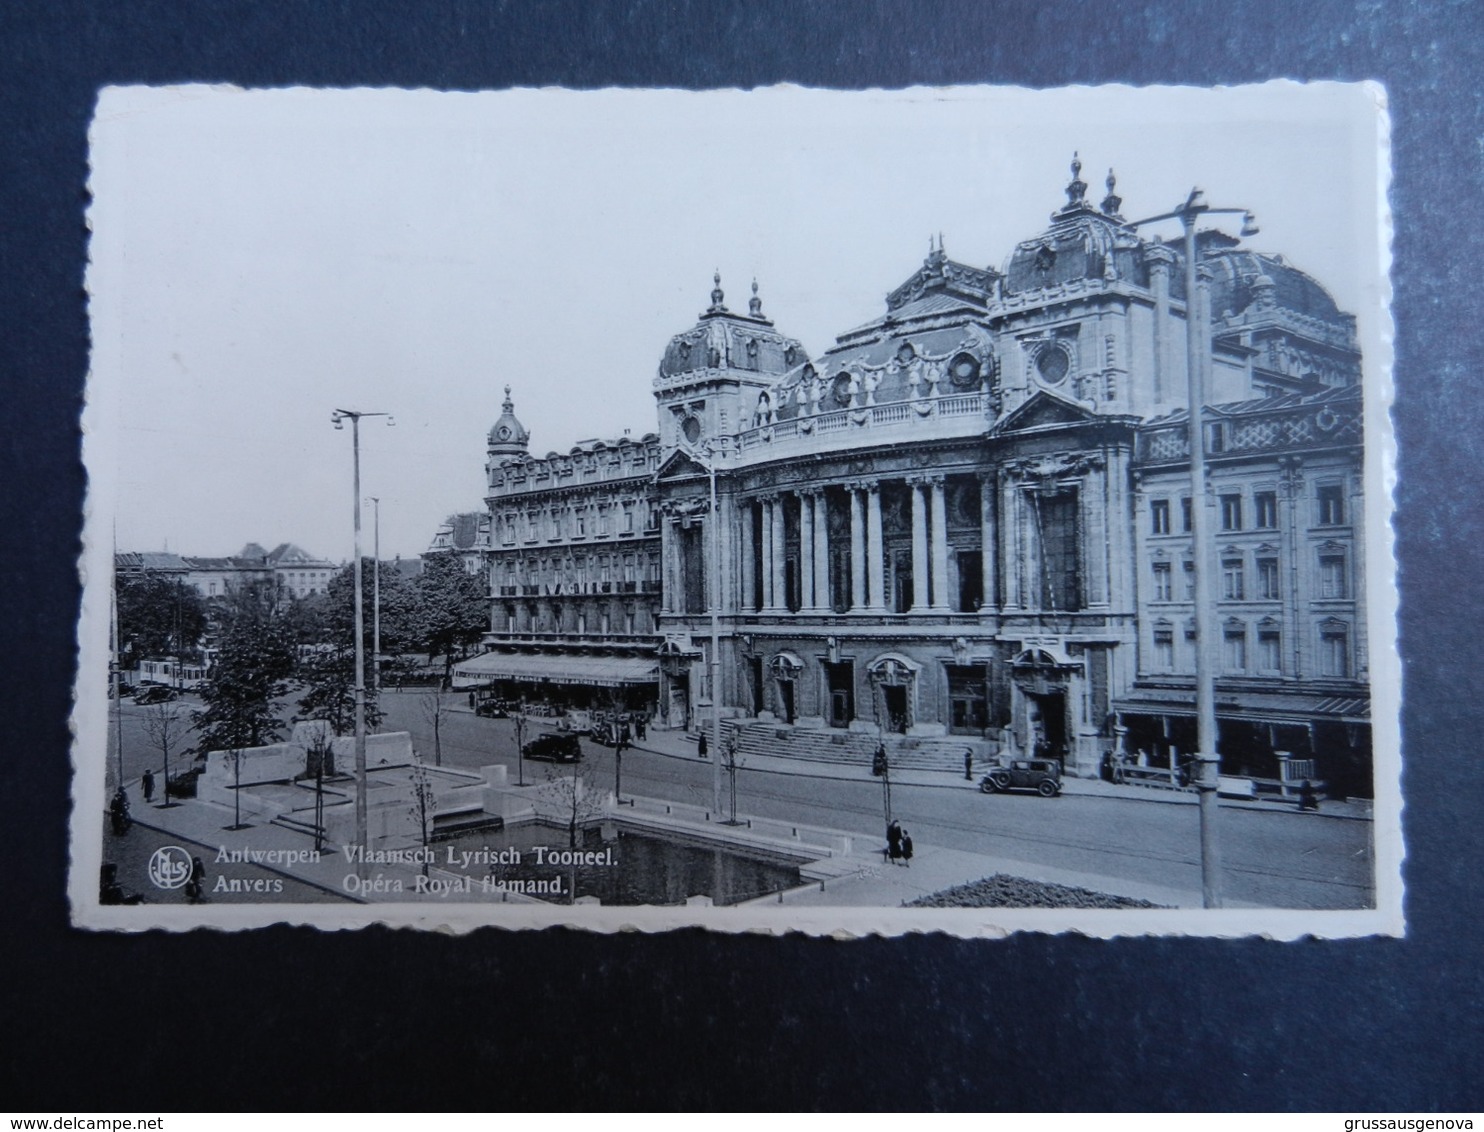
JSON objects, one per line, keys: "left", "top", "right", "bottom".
{"left": 147, "top": 845, "right": 192, "bottom": 890}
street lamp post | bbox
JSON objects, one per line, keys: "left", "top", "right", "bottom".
{"left": 368, "top": 496, "right": 381, "bottom": 703}
{"left": 694, "top": 440, "right": 725, "bottom": 818}
{"left": 1127, "top": 189, "right": 1258, "bottom": 909}
{"left": 332, "top": 409, "right": 393, "bottom": 867}
{"left": 515, "top": 712, "right": 526, "bottom": 787}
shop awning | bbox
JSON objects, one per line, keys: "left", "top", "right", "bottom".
{"left": 1116, "top": 690, "right": 1370, "bottom": 726}
{"left": 451, "top": 652, "right": 659, "bottom": 689}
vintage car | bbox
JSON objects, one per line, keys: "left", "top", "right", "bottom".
{"left": 979, "top": 757, "right": 1063, "bottom": 798}
{"left": 133, "top": 684, "right": 180, "bottom": 705}
{"left": 474, "top": 697, "right": 511, "bottom": 718}
{"left": 522, "top": 732, "right": 583, "bottom": 763}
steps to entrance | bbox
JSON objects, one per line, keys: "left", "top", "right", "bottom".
{"left": 722, "top": 721, "right": 995, "bottom": 776}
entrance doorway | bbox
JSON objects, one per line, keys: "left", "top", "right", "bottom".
{"left": 824, "top": 660, "right": 854, "bottom": 728}
{"left": 777, "top": 680, "right": 796, "bottom": 724}
{"left": 668, "top": 674, "right": 691, "bottom": 731}
{"left": 1026, "top": 690, "right": 1068, "bottom": 765}
{"left": 748, "top": 656, "right": 764, "bottom": 715}
{"left": 882, "top": 685, "right": 908, "bottom": 733}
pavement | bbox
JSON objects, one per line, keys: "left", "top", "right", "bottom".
{"left": 100, "top": 705, "right": 1367, "bottom": 911}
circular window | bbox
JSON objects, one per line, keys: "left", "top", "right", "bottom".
{"left": 1037, "top": 346, "right": 1069, "bottom": 385}
{"left": 949, "top": 352, "right": 981, "bottom": 388}
{"left": 833, "top": 373, "right": 854, "bottom": 406}
{"left": 681, "top": 416, "right": 702, "bottom": 444}
{"left": 496, "top": 425, "right": 513, "bottom": 441}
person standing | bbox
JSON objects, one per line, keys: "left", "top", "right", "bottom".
{"left": 964, "top": 748, "right": 974, "bottom": 781}
{"left": 697, "top": 731, "right": 708, "bottom": 759}
{"left": 1298, "top": 779, "right": 1321, "bottom": 812}
{"left": 186, "top": 856, "right": 206, "bottom": 903}
{"left": 900, "top": 829, "right": 914, "bottom": 866}
{"left": 142, "top": 768, "right": 155, "bottom": 803}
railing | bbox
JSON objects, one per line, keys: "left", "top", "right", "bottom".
{"left": 1137, "top": 399, "right": 1362, "bottom": 464}
{"left": 736, "top": 393, "right": 988, "bottom": 453}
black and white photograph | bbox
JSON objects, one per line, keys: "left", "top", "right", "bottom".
{"left": 74, "top": 81, "right": 1397, "bottom": 936}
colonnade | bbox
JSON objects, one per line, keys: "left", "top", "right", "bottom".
{"left": 736, "top": 475, "right": 995, "bottom": 615}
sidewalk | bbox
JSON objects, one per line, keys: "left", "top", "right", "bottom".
{"left": 616, "top": 722, "right": 1373, "bottom": 822}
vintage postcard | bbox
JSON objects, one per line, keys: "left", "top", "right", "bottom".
{"left": 74, "top": 81, "right": 1399, "bottom": 936}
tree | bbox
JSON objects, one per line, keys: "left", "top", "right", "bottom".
{"left": 295, "top": 646, "right": 384, "bottom": 736}
{"left": 412, "top": 555, "right": 489, "bottom": 680}
{"left": 420, "top": 691, "right": 448, "bottom": 766}
{"left": 538, "top": 767, "right": 607, "bottom": 851}
{"left": 140, "top": 699, "right": 189, "bottom": 807}
{"left": 116, "top": 575, "right": 207, "bottom": 665}
{"left": 192, "top": 600, "right": 296, "bottom": 757}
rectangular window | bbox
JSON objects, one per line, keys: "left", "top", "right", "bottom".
{"left": 1223, "top": 627, "right": 1247, "bottom": 672}
{"left": 1257, "top": 629, "right": 1282, "bottom": 673}
{"left": 1183, "top": 561, "right": 1196, "bottom": 600}
{"left": 1318, "top": 484, "right": 1346, "bottom": 526}
{"left": 624, "top": 503, "right": 634, "bottom": 533}
{"left": 598, "top": 505, "right": 610, "bottom": 535}
{"left": 1320, "top": 627, "right": 1349, "bottom": 677}
{"left": 1257, "top": 558, "right": 1281, "bottom": 600}
{"left": 1152, "top": 561, "right": 1172, "bottom": 602}
{"left": 1153, "top": 628, "right": 1174, "bottom": 671}
{"left": 1150, "top": 499, "right": 1171, "bottom": 535}
{"left": 1181, "top": 498, "right": 1192, "bottom": 533}
{"left": 1220, "top": 493, "right": 1243, "bottom": 531}
{"left": 1222, "top": 558, "right": 1245, "bottom": 601}
{"left": 576, "top": 510, "right": 586, "bottom": 537}
{"left": 1255, "top": 491, "right": 1278, "bottom": 529}
{"left": 1319, "top": 553, "right": 1348, "bottom": 599}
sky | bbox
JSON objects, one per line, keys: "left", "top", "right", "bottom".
{"left": 85, "top": 82, "right": 1388, "bottom": 562}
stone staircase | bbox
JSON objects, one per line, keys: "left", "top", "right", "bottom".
{"left": 722, "top": 720, "right": 999, "bottom": 775}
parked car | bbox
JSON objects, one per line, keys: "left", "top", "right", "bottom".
{"left": 474, "top": 698, "right": 511, "bottom": 718}
{"left": 980, "top": 757, "right": 1062, "bottom": 798}
{"left": 134, "top": 685, "right": 180, "bottom": 705}
{"left": 523, "top": 732, "right": 583, "bottom": 763}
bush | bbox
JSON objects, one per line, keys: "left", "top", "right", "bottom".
{"left": 166, "top": 767, "right": 203, "bottom": 799}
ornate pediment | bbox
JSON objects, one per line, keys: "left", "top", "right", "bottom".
{"left": 654, "top": 449, "right": 710, "bottom": 481}
{"left": 993, "top": 389, "right": 1100, "bottom": 434}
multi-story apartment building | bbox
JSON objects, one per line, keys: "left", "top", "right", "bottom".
{"left": 452, "top": 387, "right": 665, "bottom": 708}
{"left": 456, "top": 160, "right": 1371, "bottom": 791}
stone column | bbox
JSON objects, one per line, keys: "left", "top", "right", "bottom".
{"left": 979, "top": 472, "right": 997, "bottom": 614}
{"left": 849, "top": 486, "right": 866, "bottom": 612}
{"left": 760, "top": 498, "right": 775, "bottom": 612}
{"left": 740, "top": 499, "right": 756, "bottom": 613}
{"left": 799, "top": 491, "right": 816, "bottom": 612}
{"left": 813, "top": 490, "right": 831, "bottom": 613}
{"left": 910, "top": 479, "right": 929, "bottom": 612}
{"left": 867, "top": 482, "right": 886, "bottom": 612}
{"left": 929, "top": 476, "right": 949, "bottom": 611}
{"left": 1001, "top": 474, "right": 1021, "bottom": 610}
{"left": 661, "top": 518, "right": 677, "bottom": 614}
{"left": 771, "top": 494, "right": 787, "bottom": 614}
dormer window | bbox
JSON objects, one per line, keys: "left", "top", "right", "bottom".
{"left": 1034, "top": 243, "right": 1055, "bottom": 274}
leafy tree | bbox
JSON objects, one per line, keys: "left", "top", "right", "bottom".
{"left": 412, "top": 555, "right": 489, "bottom": 678}
{"left": 322, "top": 559, "right": 417, "bottom": 657}
{"left": 192, "top": 603, "right": 296, "bottom": 757}
{"left": 140, "top": 698, "right": 190, "bottom": 806}
{"left": 116, "top": 575, "right": 207, "bottom": 663}
{"left": 295, "top": 646, "right": 384, "bottom": 736}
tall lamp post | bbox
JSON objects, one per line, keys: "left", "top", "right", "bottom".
{"left": 1127, "top": 189, "right": 1258, "bottom": 909}
{"left": 332, "top": 408, "right": 394, "bottom": 868}
{"left": 693, "top": 440, "right": 725, "bottom": 818}
{"left": 367, "top": 495, "right": 381, "bottom": 703}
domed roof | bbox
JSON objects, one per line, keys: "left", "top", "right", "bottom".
{"left": 658, "top": 274, "right": 809, "bottom": 381}
{"left": 1002, "top": 158, "right": 1147, "bottom": 295}
{"left": 1202, "top": 247, "right": 1345, "bottom": 324}
{"left": 487, "top": 385, "right": 530, "bottom": 455}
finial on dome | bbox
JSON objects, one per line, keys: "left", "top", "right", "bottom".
{"left": 709, "top": 270, "right": 726, "bottom": 312}
{"left": 1064, "top": 152, "right": 1088, "bottom": 207}
{"left": 502, "top": 384, "right": 514, "bottom": 410}
{"left": 749, "top": 278, "right": 763, "bottom": 317}
{"left": 1101, "top": 168, "right": 1123, "bottom": 216}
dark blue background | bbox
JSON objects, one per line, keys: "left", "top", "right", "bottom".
{"left": 3, "top": 1, "right": 1479, "bottom": 1111}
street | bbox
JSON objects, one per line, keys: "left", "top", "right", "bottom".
{"left": 100, "top": 689, "right": 1374, "bottom": 909}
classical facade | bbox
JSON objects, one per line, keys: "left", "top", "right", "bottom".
{"left": 463, "top": 160, "right": 1370, "bottom": 789}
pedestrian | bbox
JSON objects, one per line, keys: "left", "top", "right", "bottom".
{"left": 186, "top": 856, "right": 206, "bottom": 903}
{"left": 635, "top": 715, "right": 646, "bottom": 742}
{"left": 900, "top": 829, "right": 914, "bottom": 866}
{"left": 109, "top": 787, "right": 130, "bottom": 835}
{"left": 142, "top": 769, "right": 155, "bottom": 803}
{"left": 886, "top": 819, "right": 903, "bottom": 864}
{"left": 697, "top": 731, "right": 708, "bottom": 759}
{"left": 468, "top": 691, "right": 476, "bottom": 709}
{"left": 964, "top": 748, "right": 974, "bottom": 781}
{"left": 872, "top": 743, "right": 888, "bottom": 777}
{"left": 1298, "top": 779, "right": 1320, "bottom": 812}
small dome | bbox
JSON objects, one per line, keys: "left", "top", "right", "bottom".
{"left": 658, "top": 273, "right": 809, "bottom": 380}
{"left": 487, "top": 385, "right": 530, "bottom": 455}
{"left": 1002, "top": 156, "right": 1145, "bottom": 295}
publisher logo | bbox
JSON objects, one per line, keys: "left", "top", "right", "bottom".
{"left": 147, "top": 845, "right": 192, "bottom": 889}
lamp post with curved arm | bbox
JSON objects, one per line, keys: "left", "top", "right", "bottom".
{"left": 1126, "top": 190, "right": 1257, "bottom": 909}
